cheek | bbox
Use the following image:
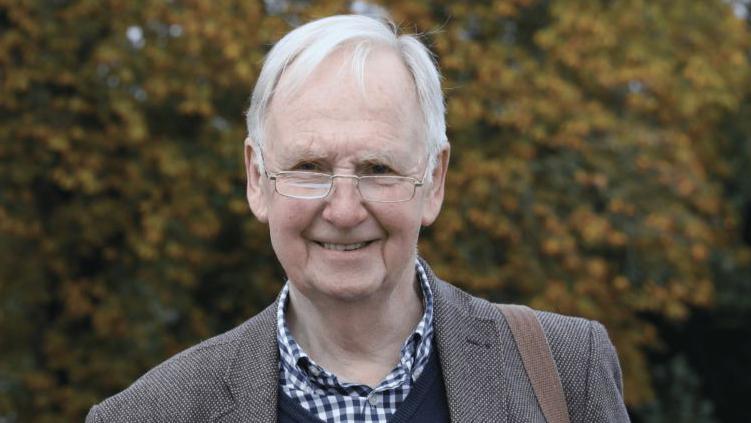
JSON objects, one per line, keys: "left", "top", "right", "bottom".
{"left": 267, "top": 201, "right": 317, "bottom": 252}
{"left": 378, "top": 204, "right": 423, "bottom": 246}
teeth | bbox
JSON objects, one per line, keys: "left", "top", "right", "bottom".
{"left": 320, "top": 242, "right": 369, "bottom": 251}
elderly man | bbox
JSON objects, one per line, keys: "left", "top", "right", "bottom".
{"left": 87, "top": 15, "right": 629, "bottom": 423}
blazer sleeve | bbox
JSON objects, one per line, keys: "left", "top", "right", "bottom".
{"left": 582, "top": 320, "right": 630, "bottom": 422}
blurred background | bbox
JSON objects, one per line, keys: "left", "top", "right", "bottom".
{"left": 1, "top": 0, "right": 750, "bottom": 421}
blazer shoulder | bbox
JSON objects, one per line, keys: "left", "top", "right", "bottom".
{"left": 535, "top": 309, "right": 597, "bottom": 354}
{"left": 490, "top": 305, "right": 627, "bottom": 421}
{"left": 533, "top": 310, "right": 619, "bottom": 382}
{"left": 89, "top": 303, "right": 277, "bottom": 422}
{"left": 535, "top": 310, "right": 627, "bottom": 422}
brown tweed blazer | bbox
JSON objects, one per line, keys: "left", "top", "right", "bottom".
{"left": 87, "top": 260, "right": 630, "bottom": 422}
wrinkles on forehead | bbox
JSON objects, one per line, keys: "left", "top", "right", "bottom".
{"left": 268, "top": 136, "right": 423, "bottom": 175}
{"left": 268, "top": 46, "right": 422, "bottom": 136}
{"left": 272, "top": 42, "right": 417, "bottom": 105}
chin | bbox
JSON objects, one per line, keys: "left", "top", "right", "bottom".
{"left": 313, "top": 272, "right": 386, "bottom": 303}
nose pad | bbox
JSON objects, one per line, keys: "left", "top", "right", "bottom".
{"left": 322, "top": 175, "right": 367, "bottom": 227}
{"left": 327, "top": 175, "right": 360, "bottom": 201}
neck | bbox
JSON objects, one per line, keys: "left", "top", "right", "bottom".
{"left": 286, "top": 271, "right": 424, "bottom": 387}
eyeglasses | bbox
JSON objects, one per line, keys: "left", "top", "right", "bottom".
{"left": 265, "top": 166, "right": 428, "bottom": 203}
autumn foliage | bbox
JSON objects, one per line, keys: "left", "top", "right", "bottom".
{"left": 1, "top": 0, "right": 750, "bottom": 421}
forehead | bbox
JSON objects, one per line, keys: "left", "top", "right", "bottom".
{"left": 265, "top": 46, "right": 424, "bottom": 164}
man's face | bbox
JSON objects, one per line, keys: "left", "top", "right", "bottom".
{"left": 245, "top": 47, "right": 448, "bottom": 304}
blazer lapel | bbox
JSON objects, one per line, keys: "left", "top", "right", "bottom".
{"left": 423, "top": 260, "right": 508, "bottom": 423}
{"left": 214, "top": 301, "right": 280, "bottom": 423}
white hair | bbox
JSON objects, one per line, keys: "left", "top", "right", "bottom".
{"left": 245, "top": 14, "right": 447, "bottom": 179}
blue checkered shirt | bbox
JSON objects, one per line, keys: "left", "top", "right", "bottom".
{"left": 276, "top": 261, "right": 435, "bottom": 423}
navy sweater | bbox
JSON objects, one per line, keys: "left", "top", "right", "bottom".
{"left": 278, "top": 348, "right": 449, "bottom": 422}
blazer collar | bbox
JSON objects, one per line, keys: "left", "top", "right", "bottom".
{"left": 420, "top": 258, "right": 508, "bottom": 423}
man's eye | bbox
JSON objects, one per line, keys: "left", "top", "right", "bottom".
{"left": 293, "top": 162, "right": 321, "bottom": 172}
{"left": 365, "top": 163, "right": 394, "bottom": 175}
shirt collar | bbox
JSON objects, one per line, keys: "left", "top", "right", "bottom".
{"left": 276, "top": 260, "right": 435, "bottom": 392}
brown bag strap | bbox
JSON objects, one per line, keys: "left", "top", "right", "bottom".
{"left": 496, "top": 304, "right": 571, "bottom": 423}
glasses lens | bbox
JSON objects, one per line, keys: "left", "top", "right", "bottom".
{"left": 359, "top": 176, "right": 415, "bottom": 202}
{"left": 276, "top": 173, "right": 330, "bottom": 199}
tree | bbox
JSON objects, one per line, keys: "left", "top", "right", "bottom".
{"left": 0, "top": 0, "right": 749, "bottom": 420}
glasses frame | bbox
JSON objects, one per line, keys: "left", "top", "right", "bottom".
{"left": 265, "top": 161, "right": 430, "bottom": 203}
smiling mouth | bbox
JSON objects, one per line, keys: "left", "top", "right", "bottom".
{"left": 315, "top": 241, "right": 373, "bottom": 251}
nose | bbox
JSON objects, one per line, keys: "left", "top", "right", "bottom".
{"left": 321, "top": 176, "right": 368, "bottom": 228}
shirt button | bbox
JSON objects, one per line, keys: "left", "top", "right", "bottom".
{"left": 368, "top": 395, "right": 379, "bottom": 406}
{"left": 309, "top": 367, "right": 320, "bottom": 377}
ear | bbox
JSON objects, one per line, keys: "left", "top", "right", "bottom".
{"left": 244, "top": 137, "right": 269, "bottom": 223}
{"left": 421, "top": 145, "right": 450, "bottom": 226}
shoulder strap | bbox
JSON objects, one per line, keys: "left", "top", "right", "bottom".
{"left": 496, "top": 304, "right": 571, "bottom": 423}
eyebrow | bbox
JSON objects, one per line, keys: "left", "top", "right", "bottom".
{"left": 357, "top": 150, "right": 405, "bottom": 167}
{"left": 274, "top": 147, "right": 414, "bottom": 170}
{"left": 270, "top": 147, "right": 321, "bottom": 168}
